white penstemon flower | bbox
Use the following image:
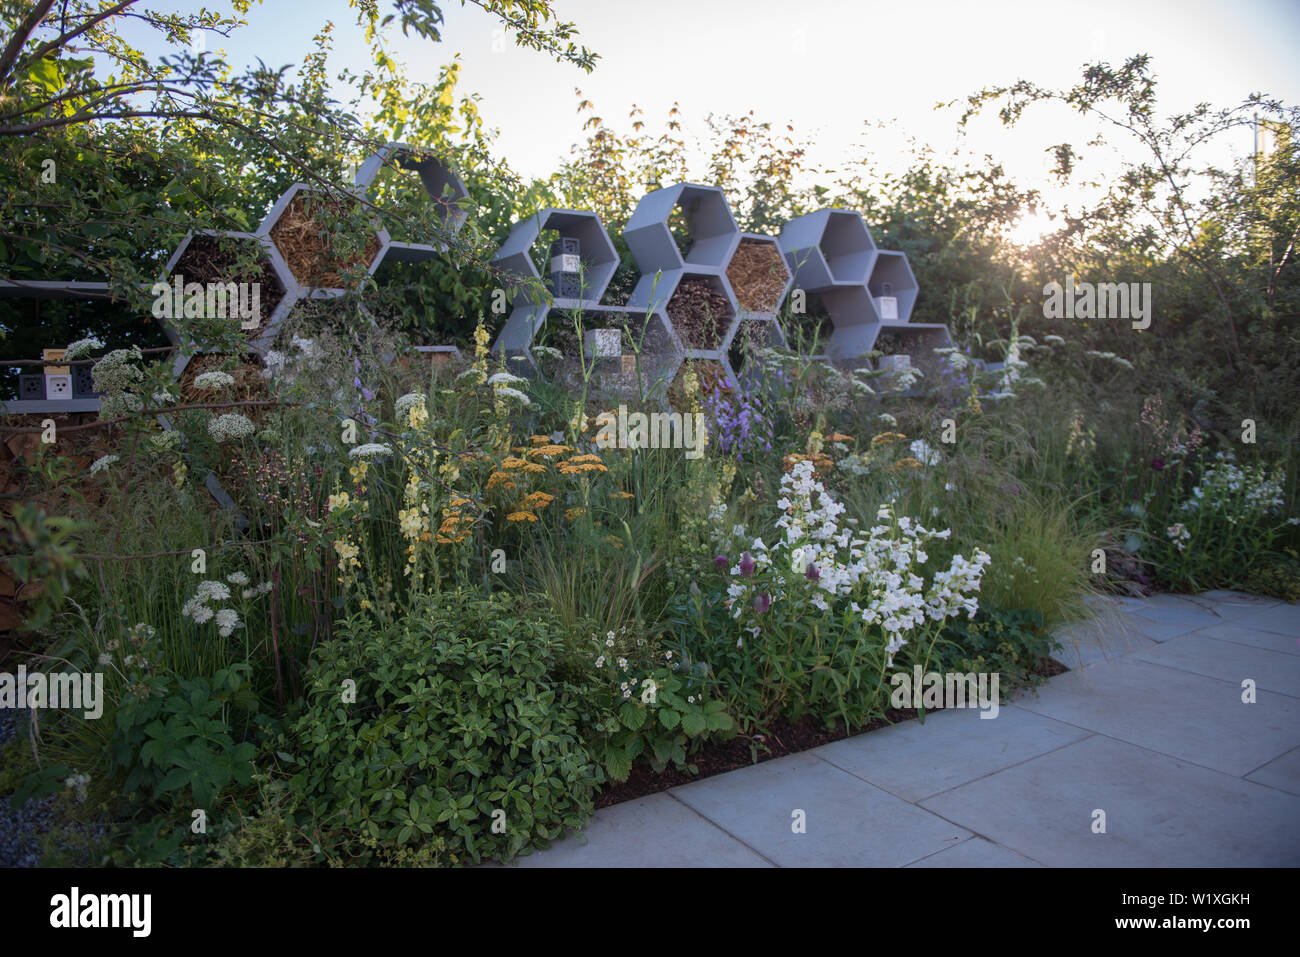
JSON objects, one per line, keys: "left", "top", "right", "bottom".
{"left": 725, "top": 460, "right": 990, "bottom": 666}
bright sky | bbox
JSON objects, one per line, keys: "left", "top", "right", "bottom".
{"left": 142, "top": 0, "right": 1300, "bottom": 235}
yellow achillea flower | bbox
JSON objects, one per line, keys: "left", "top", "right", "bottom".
{"left": 568, "top": 453, "right": 603, "bottom": 464}
{"left": 522, "top": 491, "right": 555, "bottom": 509}
{"left": 448, "top": 496, "right": 472, "bottom": 508}
{"left": 565, "top": 506, "right": 586, "bottom": 520}
{"left": 611, "top": 491, "right": 634, "bottom": 500}
{"left": 558, "top": 460, "right": 608, "bottom": 475}
{"left": 506, "top": 510, "right": 539, "bottom": 523}
{"left": 525, "top": 444, "right": 570, "bottom": 458}
{"left": 499, "top": 456, "right": 529, "bottom": 470}
{"left": 870, "top": 431, "right": 908, "bottom": 448}
{"left": 528, "top": 435, "right": 552, "bottom": 445}
{"left": 893, "top": 457, "right": 923, "bottom": 470}
{"left": 486, "top": 471, "right": 516, "bottom": 491}
{"left": 828, "top": 432, "right": 854, "bottom": 443}
{"left": 783, "top": 452, "right": 833, "bottom": 474}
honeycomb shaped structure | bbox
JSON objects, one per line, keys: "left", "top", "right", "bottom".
{"left": 258, "top": 184, "right": 389, "bottom": 293}
{"left": 159, "top": 229, "right": 298, "bottom": 377}
{"left": 868, "top": 250, "right": 919, "bottom": 323}
{"left": 354, "top": 142, "right": 471, "bottom": 262}
{"left": 778, "top": 209, "right": 878, "bottom": 290}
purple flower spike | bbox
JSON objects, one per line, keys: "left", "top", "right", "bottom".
{"left": 739, "top": 552, "right": 755, "bottom": 578}
{"left": 714, "top": 554, "right": 729, "bottom": 572}
{"left": 805, "top": 563, "right": 820, "bottom": 582}
{"left": 753, "top": 592, "right": 771, "bottom": 614}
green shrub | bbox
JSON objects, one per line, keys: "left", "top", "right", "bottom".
{"left": 283, "top": 590, "right": 599, "bottom": 864}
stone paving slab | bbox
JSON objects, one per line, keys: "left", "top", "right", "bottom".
{"left": 920, "top": 734, "right": 1300, "bottom": 867}
{"left": 1189, "top": 622, "right": 1300, "bottom": 658}
{"left": 1245, "top": 746, "right": 1300, "bottom": 797}
{"left": 1051, "top": 617, "right": 1160, "bottom": 668}
{"left": 668, "top": 751, "right": 970, "bottom": 867}
{"left": 512, "top": 792, "right": 773, "bottom": 868}
{"left": 812, "top": 704, "right": 1090, "bottom": 803}
{"left": 1012, "top": 657, "right": 1300, "bottom": 776}
{"left": 1234, "top": 602, "right": 1300, "bottom": 638}
{"left": 1124, "top": 593, "right": 1227, "bottom": 631}
{"left": 1198, "top": 590, "right": 1282, "bottom": 609}
{"left": 1131, "top": 632, "right": 1300, "bottom": 696}
{"left": 905, "top": 836, "right": 1044, "bottom": 868}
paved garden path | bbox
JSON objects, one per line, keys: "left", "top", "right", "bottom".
{"left": 517, "top": 591, "right": 1300, "bottom": 867}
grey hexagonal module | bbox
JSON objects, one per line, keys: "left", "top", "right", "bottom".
{"left": 868, "top": 250, "right": 919, "bottom": 322}
{"left": 783, "top": 285, "right": 882, "bottom": 360}
{"left": 726, "top": 316, "right": 788, "bottom": 382}
{"left": 664, "top": 271, "right": 739, "bottom": 354}
{"left": 624, "top": 183, "right": 741, "bottom": 276}
{"left": 778, "top": 209, "right": 878, "bottom": 290}
{"left": 727, "top": 234, "right": 793, "bottom": 315}
{"left": 158, "top": 229, "right": 299, "bottom": 375}
{"left": 258, "top": 183, "right": 389, "bottom": 292}
{"left": 354, "top": 141, "right": 471, "bottom": 256}
{"left": 492, "top": 208, "right": 619, "bottom": 309}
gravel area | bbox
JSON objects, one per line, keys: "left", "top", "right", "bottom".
{"left": 0, "top": 707, "right": 55, "bottom": 868}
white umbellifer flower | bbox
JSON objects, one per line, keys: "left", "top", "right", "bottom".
{"left": 190, "top": 604, "right": 215, "bottom": 625}
{"left": 64, "top": 337, "right": 104, "bottom": 361}
{"left": 531, "top": 345, "right": 562, "bottom": 360}
{"left": 487, "top": 371, "right": 527, "bottom": 387}
{"left": 208, "top": 413, "right": 256, "bottom": 443}
{"left": 195, "top": 580, "right": 231, "bottom": 601}
{"left": 89, "top": 454, "right": 119, "bottom": 475}
{"left": 193, "top": 370, "right": 235, "bottom": 390}
{"left": 492, "top": 385, "right": 532, "bottom": 406}
{"left": 226, "top": 571, "right": 249, "bottom": 586}
{"left": 97, "top": 653, "right": 112, "bottom": 666}
{"left": 291, "top": 336, "right": 319, "bottom": 358}
{"left": 455, "top": 368, "right": 486, "bottom": 385}
{"left": 261, "top": 350, "right": 287, "bottom": 379}
{"left": 347, "top": 443, "right": 392, "bottom": 460}
{"left": 214, "top": 608, "right": 242, "bottom": 638}
{"left": 1043, "top": 335, "right": 1065, "bottom": 345}
{"left": 395, "top": 392, "right": 426, "bottom": 418}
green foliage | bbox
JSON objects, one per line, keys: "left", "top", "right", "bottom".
{"left": 570, "top": 627, "right": 732, "bottom": 782}
{"left": 933, "top": 605, "right": 1058, "bottom": 698}
{"left": 0, "top": 503, "right": 87, "bottom": 631}
{"left": 282, "top": 590, "right": 599, "bottom": 864}
{"left": 110, "top": 664, "right": 258, "bottom": 811}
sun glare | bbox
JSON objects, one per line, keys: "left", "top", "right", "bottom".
{"left": 1007, "top": 210, "right": 1057, "bottom": 247}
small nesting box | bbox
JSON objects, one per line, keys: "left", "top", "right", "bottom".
{"left": 549, "top": 237, "right": 582, "bottom": 300}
